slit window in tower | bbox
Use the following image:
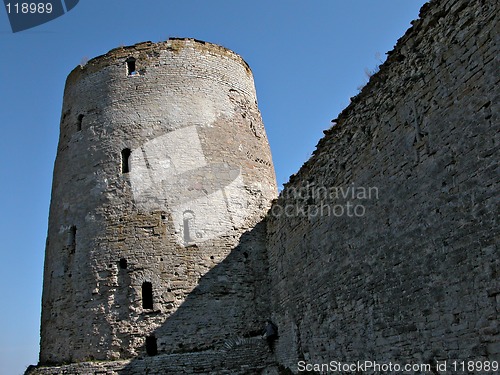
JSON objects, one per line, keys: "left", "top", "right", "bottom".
{"left": 126, "top": 57, "right": 137, "bottom": 76}
{"left": 121, "top": 148, "right": 131, "bottom": 173}
{"left": 119, "top": 258, "right": 127, "bottom": 269}
{"left": 77, "top": 114, "right": 84, "bottom": 132}
{"left": 146, "top": 335, "right": 158, "bottom": 356}
{"left": 142, "top": 282, "right": 153, "bottom": 309}
{"left": 67, "top": 225, "right": 76, "bottom": 247}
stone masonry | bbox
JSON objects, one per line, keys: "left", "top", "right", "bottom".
{"left": 29, "top": 0, "right": 498, "bottom": 373}
{"left": 267, "top": 0, "right": 499, "bottom": 371}
{"left": 38, "top": 38, "right": 277, "bottom": 366}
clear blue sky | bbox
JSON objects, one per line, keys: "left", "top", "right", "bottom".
{"left": 0, "top": 1, "right": 426, "bottom": 373}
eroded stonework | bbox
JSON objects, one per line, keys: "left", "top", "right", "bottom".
{"left": 39, "top": 38, "right": 277, "bottom": 365}
{"left": 30, "top": 0, "right": 498, "bottom": 373}
{"left": 267, "top": 0, "right": 499, "bottom": 370}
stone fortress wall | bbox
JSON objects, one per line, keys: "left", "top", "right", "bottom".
{"left": 267, "top": 0, "right": 498, "bottom": 371}
{"left": 30, "top": 0, "right": 498, "bottom": 373}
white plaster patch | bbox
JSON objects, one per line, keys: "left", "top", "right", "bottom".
{"left": 130, "top": 126, "right": 250, "bottom": 246}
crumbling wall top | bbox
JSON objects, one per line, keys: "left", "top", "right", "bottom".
{"left": 66, "top": 38, "right": 252, "bottom": 86}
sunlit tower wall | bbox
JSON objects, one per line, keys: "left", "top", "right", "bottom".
{"left": 40, "top": 38, "right": 277, "bottom": 364}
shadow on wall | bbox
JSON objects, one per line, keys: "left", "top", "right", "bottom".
{"left": 119, "top": 220, "right": 278, "bottom": 373}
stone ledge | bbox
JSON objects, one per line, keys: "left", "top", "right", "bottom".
{"left": 27, "top": 342, "right": 278, "bottom": 375}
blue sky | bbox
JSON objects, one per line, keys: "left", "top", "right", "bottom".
{"left": 0, "top": 1, "right": 426, "bottom": 373}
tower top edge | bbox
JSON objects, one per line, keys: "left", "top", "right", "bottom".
{"left": 67, "top": 38, "right": 252, "bottom": 84}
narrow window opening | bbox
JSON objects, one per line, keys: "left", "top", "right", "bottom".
{"left": 126, "top": 57, "right": 137, "bottom": 76}
{"left": 183, "top": 211, "right": 195, "bottom": 244}
{"left": 77, "top": 114, "right": 84, "bottom": 132}
{"left": 145, "top": 335, "right": 158, "bottom": 356}
{"left": 121, "top": 148, "right": 131, "bottom": 173}
{"left": 183, "top": 218, "right": 191, "bottom": 243}
{"left": 119, "top": 258, "right": 127, "bottom": 269}
{"left": 67, "top": 226, "right": 76, "bottom": 247}
{"left": 142, "top": 281, "right": 153, "bottom": 309}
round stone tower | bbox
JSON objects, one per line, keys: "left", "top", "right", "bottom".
{"left": 40, "top": 38, "right": 277, "bottom": 364}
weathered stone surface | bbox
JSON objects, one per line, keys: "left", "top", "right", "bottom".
{"left": 29, "top": 0, "right": 498, "bottom": 373}
{"left": 266, "top": 0, "right": 498, "bottom": 371}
